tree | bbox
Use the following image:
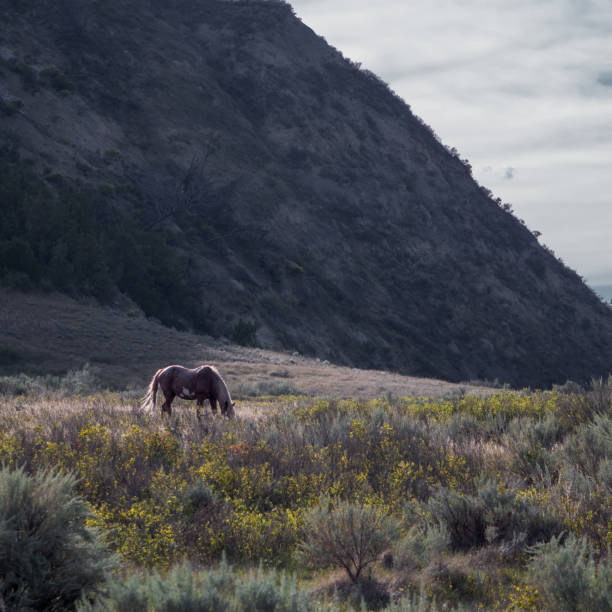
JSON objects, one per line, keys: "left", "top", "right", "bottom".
{"left": 298, "top": 498, "right": 399, "bottom": 583}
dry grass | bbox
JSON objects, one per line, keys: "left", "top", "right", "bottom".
{"left": 0, "top": 288, "right": 495, "bottom": 399}
{"left": 0, "top": 392, "right": 291, "bottom": 429}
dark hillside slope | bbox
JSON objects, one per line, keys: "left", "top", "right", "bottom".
{"left": 1, "top": 0, "right": 611, "bottom": 387}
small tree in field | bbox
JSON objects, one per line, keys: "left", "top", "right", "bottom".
{"left": 298, "top": 498, "right": 399, "bottom": 583}
{"left": 0, "top": 466, "right": 116, "bottom": 611}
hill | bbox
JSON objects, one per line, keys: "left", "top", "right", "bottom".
{"left": 1, "top": 0, "right": 611, "bottom": 387}
{"left": 0, "top": 288, "right": 491, "bottom": 399}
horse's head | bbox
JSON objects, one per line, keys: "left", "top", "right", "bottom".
{"left": 223, "top": 400, "right": 235, "bottom": 419}
{"left": 210, "top": 367, "right": 235, "bottom": 419}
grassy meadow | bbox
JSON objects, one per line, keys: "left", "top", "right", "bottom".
{"left": 0, "top": 370, "right": 610, "bottom": 610}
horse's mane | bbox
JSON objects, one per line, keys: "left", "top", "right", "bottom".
{"left": 197, "top": 365, "right": 227, "bottom": 395}
{"left": 210, "top": 367, "right": 230, "bottom": 399}
{"left": 197, "top": 364, "right": 219, "bottom": 375}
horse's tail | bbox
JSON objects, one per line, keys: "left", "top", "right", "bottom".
{"left": 141, "top": 369, "right": 162, "bottom": 413}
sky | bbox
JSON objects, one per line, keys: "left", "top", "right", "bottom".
{"left": 289, "top": 0, "right": 612, "bottom": 292}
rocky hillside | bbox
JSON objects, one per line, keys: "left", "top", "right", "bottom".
{"left": 1, "top": 0, "right": 611, "bottom": 387}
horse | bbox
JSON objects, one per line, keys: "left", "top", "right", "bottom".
{"left": 141, "top": 365, "right": 235, "bottom": 420}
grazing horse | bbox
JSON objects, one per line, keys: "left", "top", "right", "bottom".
{"left": 141, "top": 365, "right": 235, "bottom": 419}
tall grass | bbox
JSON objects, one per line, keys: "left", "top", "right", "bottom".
{"left": 0, "top": 376, "right": 610, "bottom": 609}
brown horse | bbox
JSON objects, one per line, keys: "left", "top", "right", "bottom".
{"left": 141, "top": 365, "right": 235, "bottom": 419}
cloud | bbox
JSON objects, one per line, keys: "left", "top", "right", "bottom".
{"left": 290, "top": 0, "right": 612, "bottom": 282}
{"left": 597, "top": 72, "right": 612, "bottom": 87}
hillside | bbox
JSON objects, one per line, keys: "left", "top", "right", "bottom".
{"left": 1, "top": 0, "right": 611, "bottom": 387}
{"left": 0, "top": 288, "right": 491, "bottom": 400}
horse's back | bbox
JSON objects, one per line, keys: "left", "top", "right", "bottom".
{"left": 159, "top": 365, "right": 183, "bottom": 380}
{"left": 159, "top": 365, "right": 192, "bottom": 388}
{"left": 159, "top": 364, "right": 220, "bottom": 394}
{"left": 194, "top": 365, "right": 219, "bottom": 392}
{"left": 196, "top": 365, "right": 219, "bottom": 377}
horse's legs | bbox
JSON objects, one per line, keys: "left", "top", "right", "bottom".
{"left": 161, "top": 390, "right": 175, "bottom": 416}
{"left": 209, "top": 397, "right": 218, "bottom": 415}
{"left": 196, "top": 398, "right": 203, "bottom": 423}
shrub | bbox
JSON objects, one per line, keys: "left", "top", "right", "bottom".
{"left": 385, "top": 589, "right": 441, "bottom": 611}
{"left": 297, "top": 498, "right": 400, "bottom": 583}
{"left": 555, "top": 377, "right": 612, "bottom": 431}
{"left": 597, "top": 458, "right": 612, "bottom": 489}
{"left": 234, "top": 565, "right": 311, "bottom": 612}
{"left": 144, "top": 563, "right": 231, "bottom": 612}
{"left": 82, "top": 561, "right": 233, "bottom": 612}
{"left": 183, "top": 479, "right": 215, "bottom": 513}
{"left": 562, "top": 413, "right": 612, "bottom": 478}
{"left": 505, "top": 414, "right": 560, "bottom": 448}
{"left": 231, "top": 319, "right": 259, "bottom": 347}
{"left": 81, "top": 573, "right": 149, "bottom": 612}
{"left": 554, "top": 459, "right": 612, "bottom": 551}
{"left": 83, "top": 559, "right": 312, "bottom": 612}
{"left": 503, "top": 415, "right": 559, "bottom": 482}
{"left": 427, "top": 488, "right": 485, "bottom": 550}
{"left": 0, "top": 466, "right": 116, "bottom": 611}
{"left": 428, "top": 479, "right": 562, "bottom": 552}
{"left": 441, "top": 413, "right": 480, "bottom": 443}
{"left": 529, "top": 534, "right": 612, "bottom": 611}
{"left": 332, "top": 575, "right": 391, "bottom": 610}
{"left": 39, "top": 67, "right": 75, "bottom": 93}
{"left": 0, "top": 365, "right": 101, "bottom": 397}
{"left": 393, "top": 523, "right": 451, "bottom": 570}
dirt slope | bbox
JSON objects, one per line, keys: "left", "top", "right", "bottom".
{"left": 0, "top": 289, "right": 491, "bottom": 398}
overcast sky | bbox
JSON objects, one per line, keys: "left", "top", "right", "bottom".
{"left": 289, "top": 0, "right": 612, "bottom": 289}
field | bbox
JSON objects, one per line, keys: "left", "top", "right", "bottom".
{"left": 0, "top": 369, "right": 610, "bottom": 610}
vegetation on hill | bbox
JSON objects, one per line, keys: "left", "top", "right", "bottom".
{"left": 0, "top": 374, "right": 610, "bottom": 609}
{"left": 0, "top": 146, "right": 209, "bottom": 331}
{"left": 1, "top": 0, "right": 612, "bottom": 386}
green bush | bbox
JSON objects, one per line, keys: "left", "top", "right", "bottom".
{"left": 0, "top": 466, "right": 116, "bottom": 611}
{"left": 82, "top": 573, "right": 149, "bottom": 612}
{"left": 385, "top": 589, "right": 441, "bottom": 611}
{"left": 553, "top": 416, "right": 612, "bottom": 548}
{"left": 427, "top": 488, "right": 484, "bottom": 551}
{"left": 555, "top": 377, "right": 612, "bottom": 431}
{"left": 562, "top": 413, "right": 612, "bottom": 478}
{"left": 183, "top": 479, "right": 215, "bottom": 513}
{"left": 505, "top": 415, "right": 560, "bottom": 480}
{"left": 393, "top": 523, "right": 451, "bottom": 570}
{"left": 83, "top": 559, "right": 312, "bottom": 612}
{"left": 0, "top": 365, "right": 101, "bottom": 397}
{"left": 428, "top": 479, "right": 562, "bottom": 552}
{"left": 597, "top": 458, "right": 612, "bottom": 489}
{"left": 298, "top": 498, "right": 400, "bottom": 583}
{"left": 529, "top": 534, "right": 612, "bottom": 611}
{"left": 141, "top": 563, "right": 232, "bottom": 612}
{"left": 231, "top": 319, "right": 259, "bottom": 347}
{"left": 234, "top": 565, "right": 311, "bottom": 612}
{"left": 81, "top": 562, "right": 232, "bottom": 611}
